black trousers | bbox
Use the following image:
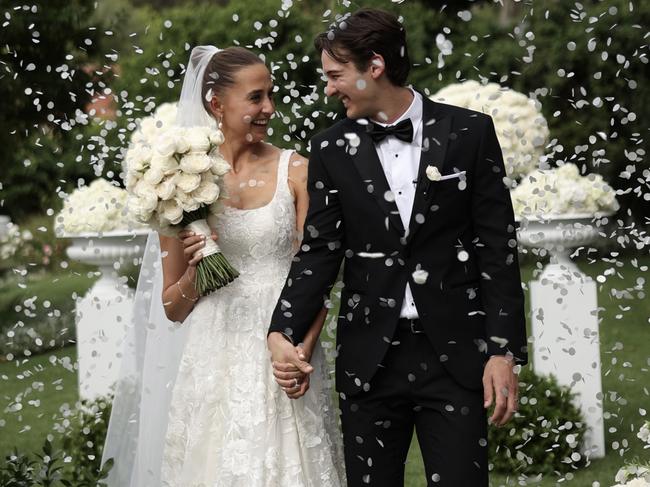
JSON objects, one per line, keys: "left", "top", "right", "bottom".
{"left": 339, "top": 319, "right": 488, "bottom": 487}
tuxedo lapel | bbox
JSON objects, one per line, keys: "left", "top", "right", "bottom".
{"left": 407, "top": 98, "right": 452, "bottom": 242}
{"left": 348, "top": 123, "right": 406, "bottom": 236}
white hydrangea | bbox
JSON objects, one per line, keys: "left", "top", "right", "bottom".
{"left": 431, "top": 80, "right": 549, "bottom": 179}
{"left": 0, "top": 223, "right": 33, "bottom": 260}
{"left": 55, "top": 179, "right": 144, "bottom": 236}
{"left": 510, "top": 162, "right": 619, "bottom": 218}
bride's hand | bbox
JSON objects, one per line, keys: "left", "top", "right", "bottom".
{"left": 178, "top": 229, "right": 218, "bottom": 267}
{"left": 273, "top": 345, "right": 311, "bottom": 399}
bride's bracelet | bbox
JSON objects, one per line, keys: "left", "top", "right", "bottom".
{"left": 176, "top": 275, "right": 199, "bottom": 303}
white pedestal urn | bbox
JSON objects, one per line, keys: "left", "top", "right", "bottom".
{"left": 518, "top": 214, "right": 607, "bottom": 459}
{"left": 64, "top": 230, "right": 148, "bottom": 402}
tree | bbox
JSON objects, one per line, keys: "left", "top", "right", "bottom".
{"left": 0, "top": 0, "right": 106, "bottom": 219}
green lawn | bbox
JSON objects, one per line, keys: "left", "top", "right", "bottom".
{"left": 0, "top": 346, "right": 78, "bottom": 457}
{"left": 1, "top": 256, "right": 648, "bottom": 485}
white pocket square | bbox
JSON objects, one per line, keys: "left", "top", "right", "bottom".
{"left": 437, "top": 170, "right": 466, "bottom": 181}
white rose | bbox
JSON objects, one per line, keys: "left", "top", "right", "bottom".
{"left": 209, "top": 129, "right": 225, "bottom": 146}
{"left": 412, "top": 269, "right": 429, "bottom": 284}
{"left": 211, "top": 155, "right": 231, "bottom": 177}
{"left": 143, "top": 166, "right": 165, "bottom": 185}
{"left": 125, "top": 145, "right": 152, "bottom": 172}
{"left": 159, "top": 200, "right": 183, "bottom": 226}
{"left": 175, "top": 192, "right": 201, "bottom": 212}
{"left": 186, "top": 131, "right": 211, "bottom": 152}
{"left": 175, "top": 172, "right": 202, "bottom": 193}
{"left": 155, "top": 103, "right": 177, "bottom": 127}
{"left": 174, "top": 133, "right": 190, "bottom": 154}
{"left": 138, "top": 118, "right": 157, "bottom": 143}
{"left": 156, "top": 177, "right": 176, "bottom": 200}
{"left": 125, "top": 195, "right": 151, "bottom": 223}
{"left": 124, "top": 171, "right": 141, "bottom": 191}
{"left": 150, "top": 153, "right": 179, "bottom": 175}
{"left": 155, "top": 136, "right": 178, "bottom": 158}
{"left": 191, "top": 181, "right": 220, "bottom": 204}
{"left": 426, "top": 165, "right": 442, "bottom": 182}
{"left": 180, "top": 153, "right": 212, "bottom": 174}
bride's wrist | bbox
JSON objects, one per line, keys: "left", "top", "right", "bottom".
{"left": 177, "top": 272, "right": 199, "bottom": 302}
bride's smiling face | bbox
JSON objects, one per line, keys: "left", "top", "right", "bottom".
{"left": 212, "top": 64, "right": 275, "bottom": 144}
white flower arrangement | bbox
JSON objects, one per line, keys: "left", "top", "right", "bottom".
{"left": 510, "top": 163, "right": 619, "bottom": 219}
{"left": 638, "top": 421, "right": 650, "bottom": 446}
{"left": 431, "top": 80, "right": 549, "bottom": 179}
{"left": 123, "top": 106, "right": 236, "bottom": 294}
{"left": 610, "top": 422, "right": 650, "bottom": 486}
{"left": 55, "top": 179, "right": 144, "bottom": 236}
{"left": 613, "top": 465, "right": 650, "bottom": 486}
{"left": 0, "top": 223, "right": 33, "bottom": 260}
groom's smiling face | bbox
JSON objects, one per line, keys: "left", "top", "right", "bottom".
{"left": 321, "top": 50, "right": 378, "bottom": 120}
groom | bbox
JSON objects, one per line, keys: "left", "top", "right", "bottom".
{"left": 268, "top": 8, "right": 527, "bottom": 486}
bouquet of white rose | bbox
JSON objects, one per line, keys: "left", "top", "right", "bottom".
{"left": 55, "top": 178, "right": 145, "bottom": 236}
{"left": 124, "top": 121, "right": 238, "bottom": 294}
{"left": 510, "top": 162, "right": 619, "bottom": 218}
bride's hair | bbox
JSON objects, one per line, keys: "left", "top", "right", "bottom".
{"left": 201, "top": 47, "right": 264, "bottom": 113}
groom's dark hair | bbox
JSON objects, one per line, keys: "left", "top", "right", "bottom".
{"left": 314, "top": 8, "right": 410, "bottom": 86}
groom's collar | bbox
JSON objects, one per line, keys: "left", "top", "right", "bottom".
{"left": 344, "top": 87, "right": 443, "bottom": 134}
{"left": 370, "top": 87, "right": 422, "bottom": 129}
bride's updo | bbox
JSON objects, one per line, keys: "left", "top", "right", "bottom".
{"left": 201, "top": 47, "right": 265, "bottom": 114}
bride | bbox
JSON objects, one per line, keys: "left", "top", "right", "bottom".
{"left": 102, "top": 45, "right": 345, "bottom": 486}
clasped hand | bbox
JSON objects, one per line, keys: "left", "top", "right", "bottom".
{"left": 267, "top": 332, "right": 314, "bottom": 400}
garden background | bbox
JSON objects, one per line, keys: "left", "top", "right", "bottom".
{"left": 1, "top": 0, "right": 648, "bottom": 485}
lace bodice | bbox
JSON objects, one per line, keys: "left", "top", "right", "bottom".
{"left": 208, "top": 149, "right": 296, "bottom": 286}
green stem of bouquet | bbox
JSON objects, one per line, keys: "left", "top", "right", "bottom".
{"left": 181, "top": 207, "right": 239, "bottom": 295}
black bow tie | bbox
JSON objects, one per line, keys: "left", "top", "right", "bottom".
{"left": 367, "top": 118, "right": 414, "bottom": 143}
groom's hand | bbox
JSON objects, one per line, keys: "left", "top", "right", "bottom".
{"left": 268, "top": 332, "right": 314, "bottom": 392}
{"left": 483, "top": 355, "right": 519, "bottom": 426}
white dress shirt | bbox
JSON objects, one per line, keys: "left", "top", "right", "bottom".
{"left": 372, "top": 88, "right": 423, "bottom": 319}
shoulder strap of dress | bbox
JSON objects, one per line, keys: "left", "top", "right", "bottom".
{"left": 278, "top": 149, "right": 293, "bottom": 189}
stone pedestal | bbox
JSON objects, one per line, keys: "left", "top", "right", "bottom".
{"left": 64, "top": 230, "right": 148, "bottom": 401}
{"left": 519, "top": 214, "right": 606, "bottom": 459}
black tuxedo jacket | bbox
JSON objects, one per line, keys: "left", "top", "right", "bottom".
{"left": 270, "top": 95, "right": 528, "bottom": 395}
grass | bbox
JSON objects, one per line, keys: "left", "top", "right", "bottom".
{"left": 0, "top": 255, "right": 648, "bottom": 485}
{"left": 0, "top": 346, "right": 78, "bottom": 457}
{"left": 0, "top": 270, "right": 96, "bottom": 360}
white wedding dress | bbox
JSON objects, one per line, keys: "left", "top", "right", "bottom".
{"left": 160, "top": 149, "right": 345, "bottom": 487}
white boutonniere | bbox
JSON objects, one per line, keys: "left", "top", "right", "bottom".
{"left": 425, "top": 166, "right": 467, "bottom": 183}
{"left": 426, "top": 165, "right": 442, "bottom": 182}
{"left": 412, "top": 269, "right": 429, "bottom": 285}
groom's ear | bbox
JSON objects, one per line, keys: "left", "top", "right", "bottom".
{"left": 368, "top": 53, "right": 386, "bottom": 81}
